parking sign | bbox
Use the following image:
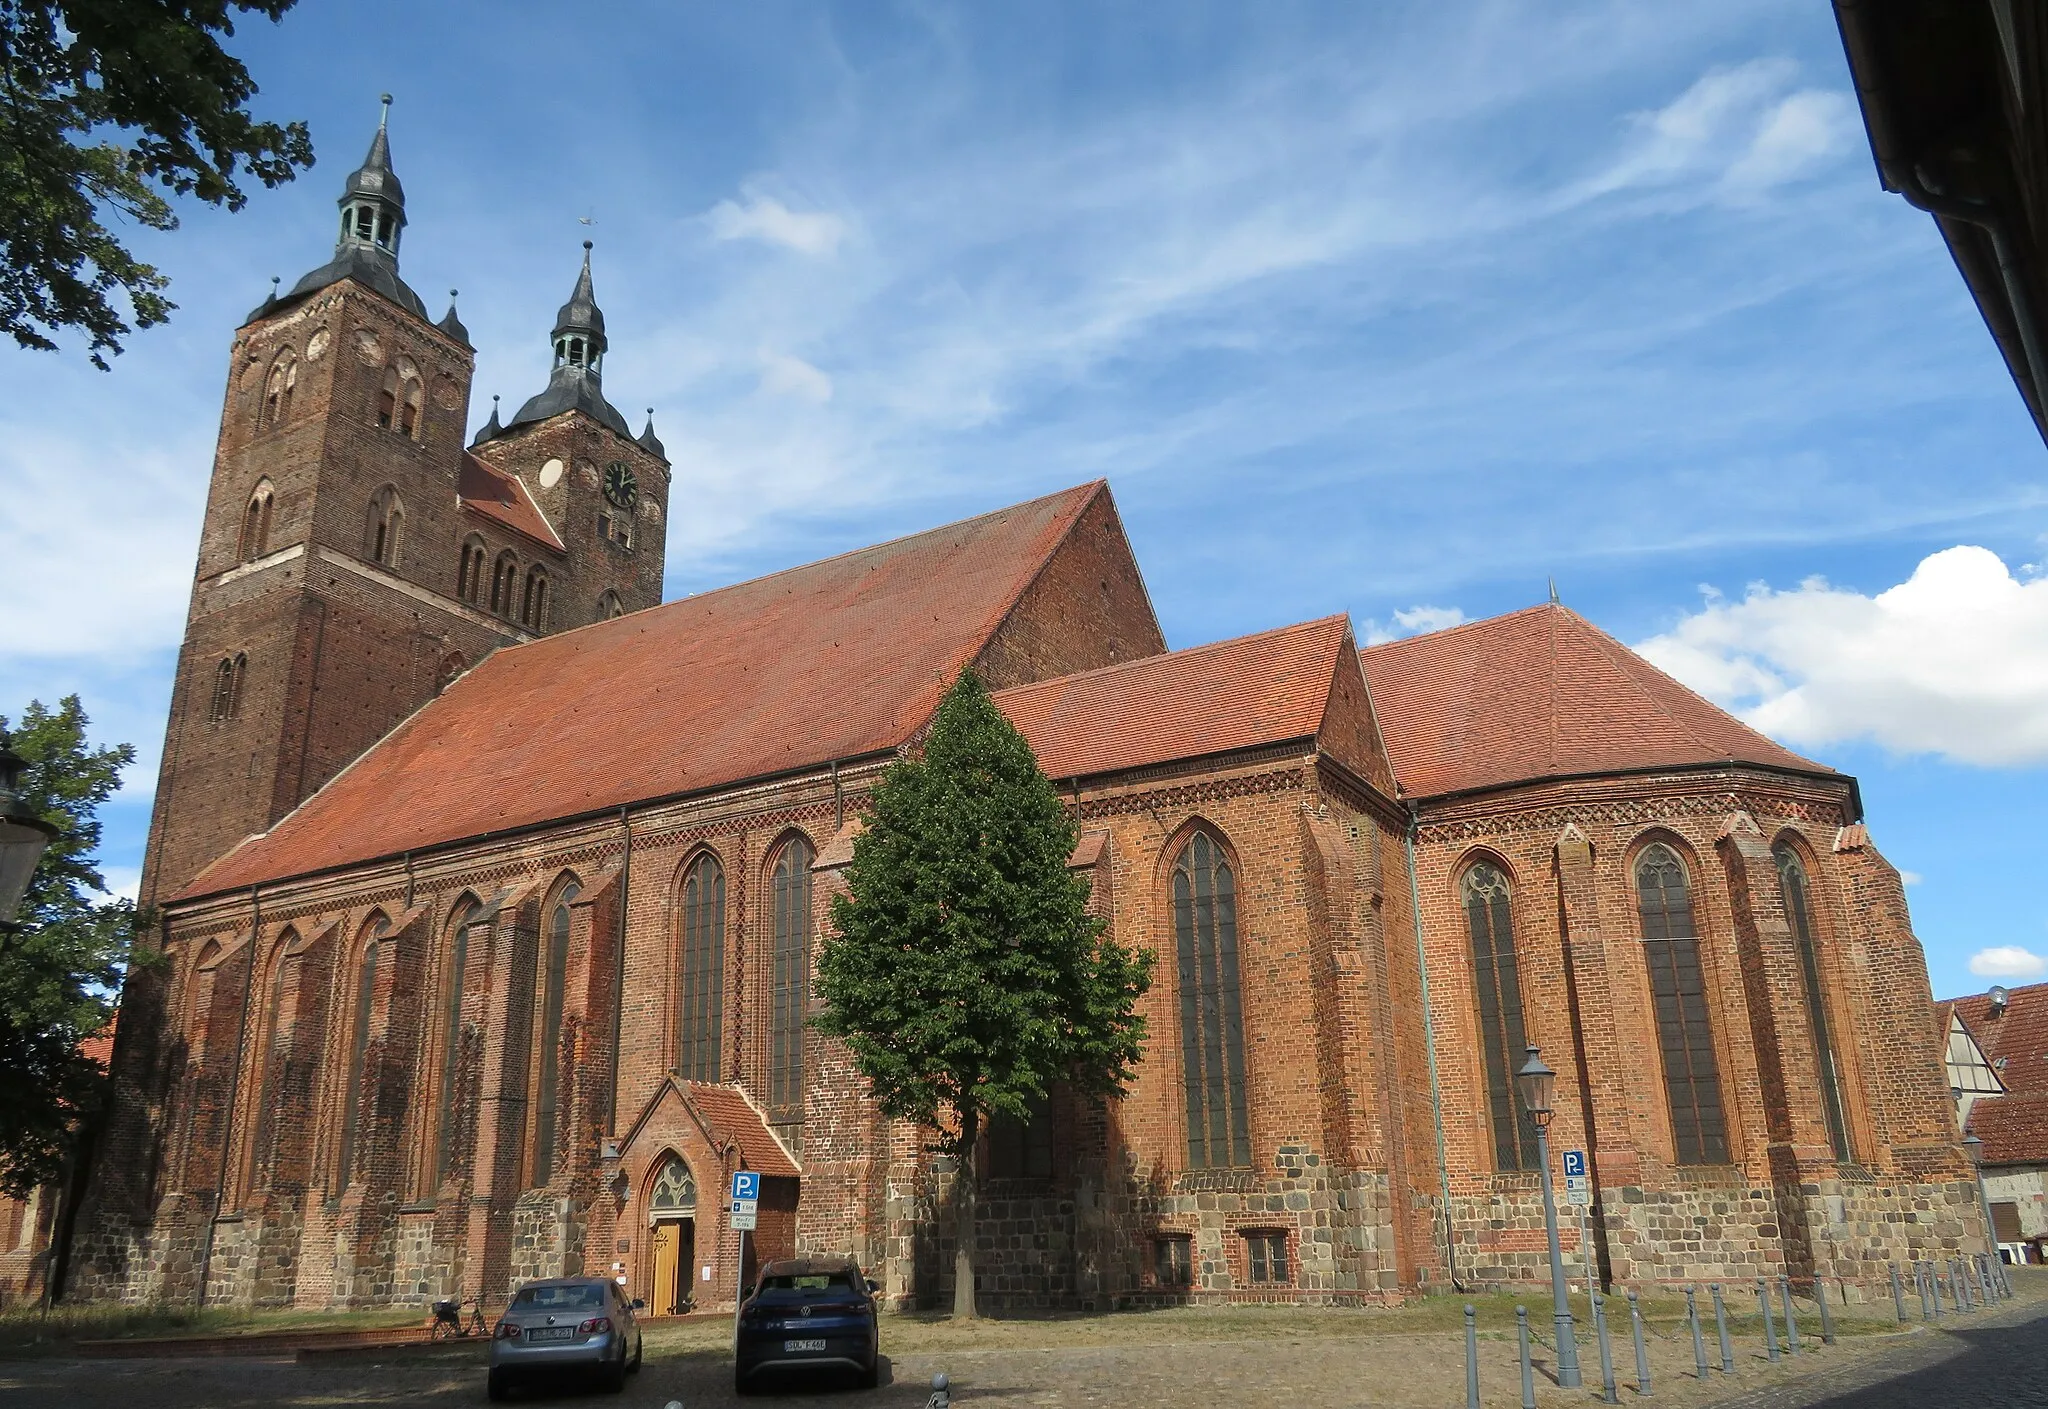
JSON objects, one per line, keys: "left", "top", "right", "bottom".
{"left": 1561, "top": 1150, "right": 1586, "bottom": 1179}
{"left": 731, "top": 1170, "right": 761, "bottom": 1202}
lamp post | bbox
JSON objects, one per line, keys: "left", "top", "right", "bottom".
{"left": 1963, "top": 1133, "right": 2003, "bottom": 1289}
{"left": 0, "top": 731, "right": 58, "bottom": 927}
{"left": 1519, "top": 1044, "right": 1582, "bottom": 1388}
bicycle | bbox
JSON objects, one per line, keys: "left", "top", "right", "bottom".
{"left": 430, "top": 1296, "right": 489, "bottom": 1340}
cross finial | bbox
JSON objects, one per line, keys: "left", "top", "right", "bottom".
{"left": 1548, "top": 576, "right": 1560, "bottom": 605}
{"left": 379, "top": 93, "right": 392, "bottom": 128}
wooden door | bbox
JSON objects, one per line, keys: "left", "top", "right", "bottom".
{"left": 650, "top": 1221, "right": 679, "bottom": 1316}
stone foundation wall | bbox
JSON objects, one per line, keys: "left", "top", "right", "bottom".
{"left": 509, "top": 1193, "right": 584, "bottom": 1286}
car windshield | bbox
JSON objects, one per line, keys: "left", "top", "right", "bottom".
{"left": 759, "top": 1272, "right": 857, "bottom": 1295}
{"left": 514, "top": 1283, "right": 605, "bottom": 1309}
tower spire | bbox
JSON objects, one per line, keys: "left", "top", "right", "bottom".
{"left": 482, "top": 242, "right": 632, "bottom": 442}
{"left": 552, "top": 239, "right": 608, "bottom": 374}
{"left": 336, "top": 93, "right": 406, "bottom": 263}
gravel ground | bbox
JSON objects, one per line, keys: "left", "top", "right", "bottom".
{"left": 1, "top": 1275, "right": 2038, "bottom": 1409}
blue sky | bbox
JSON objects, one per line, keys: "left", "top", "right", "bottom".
{"left": 2, "top": 1, "right": 2045, "bottom": 999}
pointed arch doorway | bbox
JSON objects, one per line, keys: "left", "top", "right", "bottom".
{"left": 647, "top": 1154, "right": 697, "bottom": 1316}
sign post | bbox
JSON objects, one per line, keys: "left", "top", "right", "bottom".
{"left": 1562, "top": 1150, "right": 1593, "bottom": 1297}
{"left": 731, "top": 1170, "right": 760, "bottom": 1321}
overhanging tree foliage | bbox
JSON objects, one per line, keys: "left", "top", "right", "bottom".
{"left": 0, "top": 696, "right": 139, "bottom": 1198}
{"left": 0, "top": 0, "right": 314, "bottom": 368}
{"left": 814, "top": 669, "right": 1151, "bottom": 1319}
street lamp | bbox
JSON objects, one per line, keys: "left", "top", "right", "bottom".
{"left": 1518, "top": 1044, "right": 1582, "bottom": 1388}
{"left": 1963, "top": 1132, "right": 2005, "bottom": 1289}
{"left": 0, "top": 732, "right": 58, "bottom": 926}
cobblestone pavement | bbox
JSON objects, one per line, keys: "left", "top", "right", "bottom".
{"left": 1, "top": 1281, "right": 2040, "bottom": 1409}
{"left": 1700, "top": 1293, "right": 2048, "bottom": 1408}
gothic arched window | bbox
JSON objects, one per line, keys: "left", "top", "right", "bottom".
{"left": 1636, "top": 843, "right": 1728, "bottom": 1165}
{"left": 458, "top": 537, "right": 487, "bottom": 603}
{"left": 490, "top": 551, "right": 520, "bottom": 617}
{"left": 1463, "top": 860, "right": 1537, "bottom": 1171}
{"left": 399, "top": 374, "right": 423, "bottom": 438}
{"left": 521, "top": 566, "right": 549, "bottom": 631}
{"left": 530, "top": 880, "right": 579, "bottom": 1187}
{"left": 676, "top": 854, "right": 725, "bottom": 1083}
{"left": 597, "top": 589, "right": 624, "bottom": 622}
{"left": 239, "top": 482, "right": 275, "bottom": 562}
{"left": 769, "top": 837, "right": 814, "bottom": 1121}
{"left": 1173, "top": 829, "right": 1251, "bottom": 1169}
{"left": 208, "top": 653, "right": 247, "bottom": 724}
{"left": 336, "top": 914, "right": 388, "bottom": 1189}
{"left": 650, "top": 1154, "right": 695, "bottom": 1212}
{"left": 433, "top": 903, "right": 476, "bottom": 1184}
{"left": 365, "top": 486, "right": 404, "bottom": 568}
{"left": 262, "top": 352, "right": 296, "bottom": 426}
{"left": 377, "top": 366, "right": 399, "bottom": 430}
{"left": 1775, "top": 844, "right": 1852, "bottom": 1161}
{"left": 248, "top": 933, "right": 297, "bottom": 1195}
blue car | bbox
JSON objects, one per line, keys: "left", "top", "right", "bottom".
{"left": 734, "top": 1256, "right": 880, "bottom": 1393}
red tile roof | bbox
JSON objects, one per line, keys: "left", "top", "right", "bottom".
{"left": 459, "top": 453, "right": 565, "bottom": 553}
{"left": 181, "top": 483, "right": 1110, "bottom": 898}
{"left": 1953, "top": 982, "right": 2048, "bottom": 1163}
{"left": 679, "top": 1080, "right": 801, "bottom": 1178}
{"left": 1359, "top": 603, "right": 1830, "bottom": 799}
{"left": 995, "top": 617, "right": 1351, "bottom": 780}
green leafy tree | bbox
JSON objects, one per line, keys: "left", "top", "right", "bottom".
{"left": 1, "top": 0, "right": 314, "bottom": 368}
{"left": 0, "top": 696, "right": 139, "bottom": 1198}
{"left": 814, "top": 669, "right": 1151, "bottom": 1319}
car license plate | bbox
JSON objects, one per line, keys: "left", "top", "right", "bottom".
{"left": 783, "top": 1338, "right": 827, "bottom": 1353}
{"left": 528, "top": 1326, "right": 575, "bottom": 1342}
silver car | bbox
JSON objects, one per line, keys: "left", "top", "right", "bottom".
{"left": 488, "top": 1276, "right": 643, "bottom": 1400}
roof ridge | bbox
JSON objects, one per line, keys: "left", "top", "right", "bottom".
{"left": 1358, "top": 600, "right": 1555, "bottom": 655}
{"left": 1557, "top": 609, "right": 1734, "bottom": 760}
{"left": 991, "top": 613, "right": 1349, "bottom": 698}
{"left": 665, "top": 481, "right": 1105, "bottom": 610}
{"left": 1560, "top": 605, "right": 1826, "bottom": 771}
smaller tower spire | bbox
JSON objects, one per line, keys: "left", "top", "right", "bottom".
{"left": 552, "top": 240, "right": 608, "bottom": 374}
{"left": 637, "top": 407, "right": 667, "bottom": 461}
{"left": 335, "top": 93, "right": 406, "bottom": 264}
{"left": 438, "top": 287, "right": 470, "bottom": 345}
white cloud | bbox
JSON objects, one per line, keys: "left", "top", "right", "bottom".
{"left": 1899, "top": 870, "right": 1924, "bottom": 887}
{"left": 706, "top": 188, "right": 847, "bottom": 256}
{"left": 1577, "top": 59, "right": 1854, "bottom": 206}
{"left": 1637, "top": 547, "right": 2048, "bottom": 767}
{"left": 758, "top": 351, "right": 834, "bottom": 403}
{"left": 1969, "top": 946, "right": 2047, "bottom": 979}
{"left": 1361, "top": 605, "right": 1466, "bottom": 646}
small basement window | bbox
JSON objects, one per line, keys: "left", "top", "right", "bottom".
{"left": 1243, "top": 1230, "right": 1290, "bottom": 1286}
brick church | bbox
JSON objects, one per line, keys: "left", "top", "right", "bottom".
{"left": 37, "top": 109, "right": 1989, "bottom": 1312}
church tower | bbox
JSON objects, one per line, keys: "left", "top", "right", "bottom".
{"left": 140, "top": 102, "right": 665, "bottom": 907}
{"left": 469, "top": 242, "right": 670, "bottom": 622}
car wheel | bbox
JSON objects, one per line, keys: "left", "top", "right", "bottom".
{"left": 735, "top": 1366, "right": 756, "bottom": 1396}
{"left": 858, "top": 1357, "right": 879, "bottom": 1390}
{"left": 600, "top": 1355, "right": 627, "bottom": 1394}
{"left": 628, "top": 1333, "right": 643, "bottom": 1373}
{"left": 486, "top": 1367, "right": 511, "bottom": 1402}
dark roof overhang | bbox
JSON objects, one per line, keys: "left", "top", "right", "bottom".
{"left": 1834, "top": 0, "right": 2048, "bottom": 445}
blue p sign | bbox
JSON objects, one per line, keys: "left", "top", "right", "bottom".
{"left": 1562, "top": 1150, "right": 1586, "bottom": 1178}
{"left": 731, "top": 1170, "right": 761, "bottom": 1202}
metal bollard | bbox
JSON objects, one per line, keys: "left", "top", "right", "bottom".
{"left": 1593, "top": 1292, "right": 1619, "bottom": 1404}
{"left": 1950, "top": 1260, "right": 1966, "bottom": 1314}
{"left": 1515, "top": 1302, "right": 1531, "bottom": 1400}
{"left": 1687, "top": 1286, "right": 1709, "bottom": 1381}
{"left": 1928, "top": 1261, "right": 1942, "bottom": 1319}
{"left": 928, "top": 1371, "right": 951, "bottom": 1409}
{"left": 1969, "top": 1255, "right": 1988, "bottom": 1307}
{"left": 1779, "top": 1277, "right": 1801, "bottom": 1356}
{"left": 1465, "top": 1304, "right": 1480, "bottom": 1409}
{"left": 1517, "top": 1305, "right": 1536, "bottom": 1409}
{"left": 1628, "top": 1289, "right": 1651, "bottom": 1398}
{"left": 1956, "top": 1258, "right": 1972, "bottom": 1311}
{"left": 1758, "top": 1281, "right": 1780, "bottom": 1364}
{"left": 1890, "top": 1263, "right": 1907, "bottom": 1322}
{"left": 1816, "top": 1278, "right": 1836, "bottom": 1346}
{"left": 1712, "top": 1283, "right": 1734, "bottom": 1373}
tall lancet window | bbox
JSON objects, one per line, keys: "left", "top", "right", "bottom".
{"left": 768, "top": 838, "right": 814, "bottom": 1121}
{"left": 1173, "top": 830, "right": 1251, "bottom": 1169}
{"left": 530, "top": 881, "right": 578, "bottom": 1186}
{"left": 1775, "top": 844, "right": 1852, "bottom": 1161}
{"left": 676, "top": 855, "right": 725, "bottom": 1083}
{"left": 1463, "top": 861, "right": 1538, "bottom": 1171}
{"left": 1637, "top": 844, "right": 1729, "bottom": 1165}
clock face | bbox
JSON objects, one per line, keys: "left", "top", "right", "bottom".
{"left": 603, "top": 462, "right": 638, "bottom": 510}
